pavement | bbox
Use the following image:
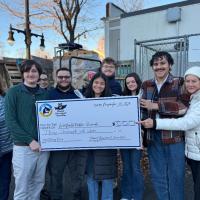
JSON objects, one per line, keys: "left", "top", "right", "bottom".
{"left": 143, "top": 164, "right": 194, "bottom": 200}
{"left": 9, "top": 163, "right": 194, "bottom": 200}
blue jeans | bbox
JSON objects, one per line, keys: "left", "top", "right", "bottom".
{"left": 120, "top": 149, "right": 144, "bottom": 200}
{"left": 148, "top": 131, "right": 185, "bottom": 200}
{"left": 87, "top": 176, "right": 113, "bottom": 200}
{"left": 86, "top": 153, "right": 113, "bottom": 200}
{"left": 0, "top": 152, "right": 12, "bottom": 200}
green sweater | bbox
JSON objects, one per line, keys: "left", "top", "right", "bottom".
{"left": 5, "top": 83, "right": 48, "bottom": 144}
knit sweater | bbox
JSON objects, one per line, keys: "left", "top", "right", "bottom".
{"left": 5, "top": 83, "right": 48, "bottom": 144}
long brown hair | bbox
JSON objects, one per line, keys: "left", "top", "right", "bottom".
{"left": 84, "top": 72, "right": 112, "bottom": 98}
{"left": 123, "top": 72, "right": 142, "bottom": 96}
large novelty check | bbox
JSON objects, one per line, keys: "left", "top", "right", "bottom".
{"left": 36, "top": 96, "right": 141, "bottom": 151}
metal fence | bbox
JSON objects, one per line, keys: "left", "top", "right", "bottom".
{"left": 134, "top": 33, "right": 200, "bottom": 81}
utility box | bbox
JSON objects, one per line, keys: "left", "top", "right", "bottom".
{"left": 167, "top": 7, "right": 181, "bottom": 23}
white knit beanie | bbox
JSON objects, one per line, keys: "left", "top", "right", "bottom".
{"left": 184, "top": 66, "right": 200, "bottom": 79}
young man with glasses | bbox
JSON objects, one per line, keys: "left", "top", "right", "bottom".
{"left": 39, "top": 72, "right": 51, "bottom": 90}
{"left": 48, "top": 67, "right": 84, "bottom": 200}
{"left": 100, "top": 57, "right": 122, "bottom": 96}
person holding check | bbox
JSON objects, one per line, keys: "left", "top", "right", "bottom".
{"left": 5, "top": 60, "right": 49, "bottom": 200}
{"left": 84, "top": 72, "right": 117, "bottom": 200}
{"left": 140, "top": 66, "right": 200, "bottom": 200}
{"left": 139, "top": 51, "right": 189, "bottom": 200}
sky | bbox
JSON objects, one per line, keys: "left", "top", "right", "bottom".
{"left": 0, "top": 0, "right": 184, "bottom": 59}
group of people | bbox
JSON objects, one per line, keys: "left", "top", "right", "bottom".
{"left": 0, "top": 51, "right": 200, "bottom": 200}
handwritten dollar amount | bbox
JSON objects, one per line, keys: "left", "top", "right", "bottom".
{"left": 112, "top": 120, "right": 136, "bottom": 127}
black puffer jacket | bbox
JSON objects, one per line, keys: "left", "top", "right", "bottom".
{"left": 75, "top": 149, "right": 117, "bottom": 181}
{"left": 91, "top": 149, "right": 117, "bottom": 180}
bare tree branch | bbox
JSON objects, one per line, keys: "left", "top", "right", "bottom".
{"left": 0, "top": 0, "right": 105, "bottom": 43}
{"left": 0, "top": 1, "right": 24, "bottom": 18}
{"left": 114, "top": 0, "right": 144, "bottom": 12}
{"left": 53, "top": 6, "right": 69, "bottom": 42}
{"left": 74, "top": 26, "right": 102, "bottom": 41}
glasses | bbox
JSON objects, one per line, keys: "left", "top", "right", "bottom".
{"left": 57, "top": 76, "right": 71, "bottom": 79}
{"left": 102, "top": 64, "right": 115, "bottom": 69}
{"left": 39, "top": 78, "right": 48, "bottom": 81}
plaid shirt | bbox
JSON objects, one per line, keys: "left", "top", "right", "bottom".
{"left": 141, "top": 74, "right": 190, "bottom": 144}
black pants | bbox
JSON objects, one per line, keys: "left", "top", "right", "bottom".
{"left": 48, "top": 150, "right": 87, "bottom": 200}
{"left": 187, "top": 158, "right": 200, "bottom": 200}
{"left": 0, "top": 152, "right": 12, "bottom": 200}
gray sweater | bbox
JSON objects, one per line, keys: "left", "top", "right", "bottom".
{"left": 0, "top": 95, "right": 12, "bottom": 157}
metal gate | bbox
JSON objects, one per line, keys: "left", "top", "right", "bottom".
{"left": 134, "top": 33, "right": 200, "bottom": 81}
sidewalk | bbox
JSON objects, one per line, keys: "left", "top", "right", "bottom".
{"left": 9, "top": 164, "right": 194, "bottom": 200}
{"left": 143, "top": 164, "right": 194, "bottom": 200}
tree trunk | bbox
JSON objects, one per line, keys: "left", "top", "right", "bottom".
{"left": 69, "top": 31, "right": 75, "bottom": 43}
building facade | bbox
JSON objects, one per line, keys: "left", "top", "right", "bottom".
{"left": 103, "top": 0, "right": 200, "bottom": 81}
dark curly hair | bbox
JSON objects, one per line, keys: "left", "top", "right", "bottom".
{"left": 150, "top": 51, "right": 174, "bottom": 67}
